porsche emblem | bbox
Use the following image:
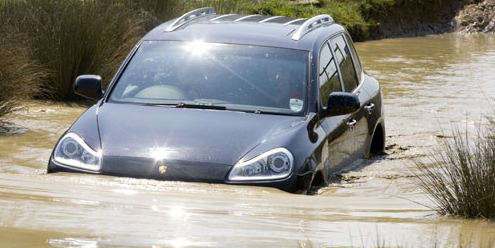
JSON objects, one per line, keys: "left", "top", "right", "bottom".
{"left": 158, "top": 164, "right": 168, "bottom": 175}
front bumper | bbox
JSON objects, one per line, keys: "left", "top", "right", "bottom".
{"left": 47, "top": 156, "right": 308, "bottom": 193}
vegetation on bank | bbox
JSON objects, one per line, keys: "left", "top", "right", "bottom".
{"left": 194, "top": 0, "right": 381, "bottom": 41}
{"left": 0, "top": 0, "right": 183, "bottom": 103}
{"left": 0, "top": 0, "right": 463, "bottom": 115}
{"left": 0, "top": 24, "right": 45, "bottom": 117}
{"left": 415, "top": 118, "right": 495, "bottom": 220}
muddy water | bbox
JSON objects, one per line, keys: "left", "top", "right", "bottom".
{"left": 1, "top": 34, "right": 495, "bottom": 247}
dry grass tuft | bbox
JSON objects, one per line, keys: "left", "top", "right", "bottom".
{"left": 0, "top": 26, "right": 46, "bottom": 118}
{"left": 415, "top": 118, "right": 495, "bottom": 220}
{"left": 0, "top": 0, "right": 181, "bottom": 101}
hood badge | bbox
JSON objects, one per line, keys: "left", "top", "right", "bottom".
{"left": 158, "top": 162, "right": 168, "bottom": 175}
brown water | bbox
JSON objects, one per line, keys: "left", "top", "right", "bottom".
{"left": 1, "top": 33, "right": 495, "bottom": 248}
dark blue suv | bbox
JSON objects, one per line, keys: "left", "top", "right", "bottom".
{"left": 48, "top": 7, "right": 385, "bottom": 193}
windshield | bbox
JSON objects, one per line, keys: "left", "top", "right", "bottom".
{"left": 109, "top": 41, "right": 308, "bottom": 115}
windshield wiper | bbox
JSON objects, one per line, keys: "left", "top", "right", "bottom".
{"left": 175, "top": 102, "right": 226, "bottom": 110}
{"left": 148, "top": 102, "right": 227, "bottom": 110}
{"left": 252, "top": 109, "right": 296, "bottom": 116}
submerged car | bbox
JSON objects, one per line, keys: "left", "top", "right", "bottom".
{"left": 48, "top": 7, "right": 385, "bottom": 193}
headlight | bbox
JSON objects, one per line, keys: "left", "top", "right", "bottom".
{"left": 228, "top": 148, "right": 294, "bottom": 181}
{"left": 53, "top": 133, "right": 102, "bottom": 172}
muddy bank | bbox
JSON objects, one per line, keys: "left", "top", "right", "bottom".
{"left": 364, "top": 0, "right": 495, "bottom": 39}
{"left": 456, "top": 0, "right": 495, "bottom": 33}
{"left": 363, "top": 0, "right": 462, "bottom": 39}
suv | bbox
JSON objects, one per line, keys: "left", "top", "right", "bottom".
{"left": 48, "top": 7, "right": 385, "bottom": 193}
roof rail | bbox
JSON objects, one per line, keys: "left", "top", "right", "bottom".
{"left": 165, "top": 7, "right": 216, "bottom": 32}
{"left": 291, "top": 15, "right": 333, "bottom": 41}
{"left": 211, "top": 13, "right": 236, "bottom": 21}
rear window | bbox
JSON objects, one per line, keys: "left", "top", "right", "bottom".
{"left": 319, "top": 42, "right": 341, "bottom": 107}
{"left": 344, "top": 34, "right": 363, "bottom": 82}
{"left": 330, "top": 35, "right": 359, "bottom": 92}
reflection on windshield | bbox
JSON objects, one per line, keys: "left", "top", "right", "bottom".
{"left": 109, "top": 41, "right": 308, "bottom": 115}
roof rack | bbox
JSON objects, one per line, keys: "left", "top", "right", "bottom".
{"left": 234, "top": 14, "right": 261, "bottom": 22}
{"left": 283, "top": 18, "right": 306, "bottom": 25}
{"left": 259, "top": 16, "right": 284, "bottom": 23}
{"left": 165, "top": 7, "right": 216, "bottom": 32}
{"left": 211, "top": 14, "right": 236, "bottom": 21}
{"left": 291, "top": 15, "right": 333, "bottom": 41}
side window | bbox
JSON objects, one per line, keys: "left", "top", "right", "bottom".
{"left": 330, "top": 35, "right": 359, "bottom": 92}
{"left": 344, "top": 34, "right": 363, "bottom": 82}
{"left": 319, "top": 42, "right": 341, "bottom": 107}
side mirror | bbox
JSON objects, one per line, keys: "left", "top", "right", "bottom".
{"left": 74, "top": 75, "right": 103, "bottom": 100}
{"left": 325, "top": 92, "right": 360, "bottom": 117}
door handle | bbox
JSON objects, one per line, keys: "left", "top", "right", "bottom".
{"left": 364, "top": 103, "right": 375, "bottom": 114}
{"left": 346, "top": 119, "right": 357, "bottom": 129}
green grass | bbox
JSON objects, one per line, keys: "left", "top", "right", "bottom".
{"left": 0, "top": 0, "right": 459, "bottom": 105}
{"left": 188, "top": 0, "right": 376, "bottom": 41}
{"left": 415, "top": 118, "right": 495, "bottom": 220}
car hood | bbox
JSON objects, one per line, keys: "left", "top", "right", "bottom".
{"left": 97, "top": 103, "right": 305, "bottom": 166}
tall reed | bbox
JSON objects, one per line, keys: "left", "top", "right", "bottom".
{"left": 415, "top": 119, "right": 495, "bottom": 220}
{"left": 0, "top": 0, "right": 181, "bottom": 101}
{"left": 123, "top": 0, "right": 184, "bottom": 30}
{"left": 0, "top": 24, "right": 45, "bottom": 118}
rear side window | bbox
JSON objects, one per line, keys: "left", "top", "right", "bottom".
{"left": 330, "top": 35, "right": 359, "bottom": 92}
{"left": 344, "top": 34, "right": 363, "bottom": 82}
{"left": 319, "top": 42, "right": 341, "bottom": 107}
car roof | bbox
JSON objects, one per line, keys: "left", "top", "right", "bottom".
{"left": 142, "top": 10, "right": 346, "bottom": 51}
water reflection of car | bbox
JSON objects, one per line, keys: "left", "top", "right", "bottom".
{"left": 47, "top": 7, "right": 385, "bottom": 193}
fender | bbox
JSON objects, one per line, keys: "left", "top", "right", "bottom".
{"left": 364, "top": 117, "right": 386, "bottom": 158}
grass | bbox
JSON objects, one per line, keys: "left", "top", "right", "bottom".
{"left": 0, "top": 0, "right": 461, "bottom": 107}
{"left": 414, "top": 117, "right": 495, "bottom": 220}
{"left": 0, "top": 24, "right": 45, "bottom": 119}
{"left": 2, "top": 0, "right": 143, "bottom": 101}
{"left": 0, "top": 0, "right": 181, "bottom": 102}
{"left": 350, "top": 226, "right": 495, "bottom": 248}
{"left": 188, "top": 0, "right": 375, "bottom": 41}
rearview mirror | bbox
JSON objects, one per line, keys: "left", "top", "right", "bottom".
{"left": 74, "top": 75, "right": 103, "bottom": 100}
{"left": 325, "top": 92, "right": 360, "bottom": 117}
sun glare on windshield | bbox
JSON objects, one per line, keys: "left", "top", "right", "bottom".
{"left": 111, "top": 41, "right": 308, "bottom": 116}
{"left": 183, "top": 40, "right": 215, "bottom": 55}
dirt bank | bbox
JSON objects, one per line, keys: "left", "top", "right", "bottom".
{"left": 363, "top": 0, "right": 494, "bottom": 39}
{"left": 456, "top": 0, "right": 495, "bottom": 33}
{"left": 363, "top": 0, "right": 462, "bottom": 38}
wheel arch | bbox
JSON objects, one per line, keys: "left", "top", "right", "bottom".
{"left": 366, "top": 118, "right": 386, "bottom": 158}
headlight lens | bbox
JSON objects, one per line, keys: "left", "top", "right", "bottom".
{"left": 53, "top": 133, "right": 102, "bottom": 172}
{"left": 228, "top": 148, "right": 293, "bottom": 181}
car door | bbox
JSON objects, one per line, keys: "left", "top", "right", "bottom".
{"left": 343, "top": 33, "right": 373, "bottom": 155}
{"left": 317, "top": 40, "right": 354, "bottom": 176}
{"left": 329, "top": 34, "right": 370, "bottom": 158}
